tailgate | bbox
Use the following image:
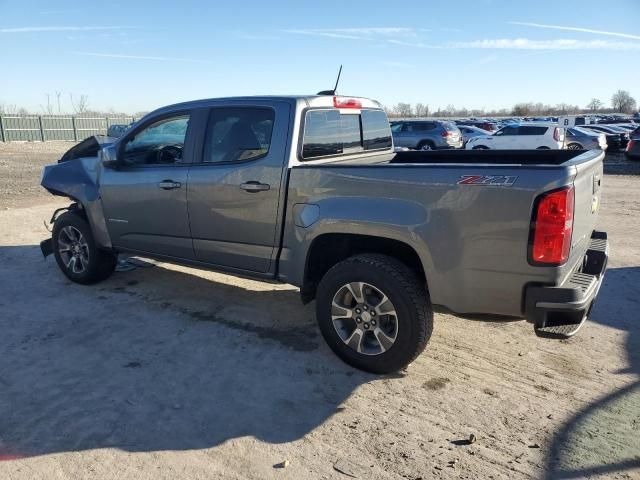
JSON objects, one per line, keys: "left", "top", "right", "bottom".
{"left": 569, "top": 151, "right": 604, "bottom": 265}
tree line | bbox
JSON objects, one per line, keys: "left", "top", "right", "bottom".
{"left": 0, "top": 92, "right": 148, "bottom": 118}
{"left": 384, "top": 89, "right": 638, "bottom": 118}
{"left": 2, "top": 89, "right": 637, "bottom": 119}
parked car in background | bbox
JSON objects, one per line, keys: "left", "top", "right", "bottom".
{"left": 458, "top": 125, "right": 490, "bottom": 146}
{"left": 608, "top": 124, "right": 638, "bottom": 132}
{"left": 469, "top": 121, "right": 498, "bottom": 132}
{"left": 390, "top": 120, "right": 462, "bottom": 150}
{"left": 581, "top": 125, "right": 629, "bottom": 149}
{"left": 626, "top": 128, "right": 640, "bottom": 160}
{"left": 565, "top": 127, "right": 607, "bottom": 151}
{"left": 465, "top": 124, "right": 564, "bottom": 150}
{"left": 106, "top": 124, "right": 132, "bottom": 138}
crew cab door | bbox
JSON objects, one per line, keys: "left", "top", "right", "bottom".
{"left": 99, "top": 111, "right": 196, "bottom": 259}
{"left": 187, "top": 102, "right": 290, "bottom": 273}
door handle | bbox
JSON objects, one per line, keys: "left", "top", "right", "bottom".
{"left": 240, "top": 181, "right": 270, "bottom": 193}
{"left": 158, "top": 180, "right": 182, "bottom": 190}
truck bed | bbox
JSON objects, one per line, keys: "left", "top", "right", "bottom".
{"left": 284, "top": 148, "right": 604, "bottom": 318}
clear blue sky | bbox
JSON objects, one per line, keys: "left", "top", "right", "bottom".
{"left": 1, "top": 0, "right": 639, "bottom": 113}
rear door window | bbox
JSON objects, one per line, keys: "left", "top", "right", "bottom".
{"left": 302, "top": 109, "right": 391, "bottom": 159}
{"left": 203, "top": 107, "right": 275, "bottom": 163}
{"left": 409, "top": 122, "right": 435, "bottom": 132}
{"left": 518, "top": 126, "right": 549, "bottom": 136}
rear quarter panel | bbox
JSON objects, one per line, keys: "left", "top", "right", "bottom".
{"left": 280, "top": 159, "right": 586, "bottom": 317}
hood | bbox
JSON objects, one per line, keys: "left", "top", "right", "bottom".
{"left": 59, "top": 135, "right": 117, "bottom": 163}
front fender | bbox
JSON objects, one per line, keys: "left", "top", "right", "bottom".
{"left": 41, "top": 157, "right": 112, "bottom": 249}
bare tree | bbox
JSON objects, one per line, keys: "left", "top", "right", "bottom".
{"left": 42, "top": 93, "right": 54, "bottom": 115}
{"left": 512, "top": 103, "right": 532, "bottom": 116}
{"left": 415, "top": 103, "right": 429, "bottom": 117}
{"left": 395, "top": 102, "right": 413, "bottom": 117}
{"left": 0, "top": 103, "right": 19, "bottom": 115}
{"left": 586, "top": 98, "right": 603, "bottom": 112}
{"left": 611, "top": 90, "right": 637, "bottom": 113}
{"left": 70, "top": 93, "right": 90, "bottom": 114}
{"left": 55, "top": 91, "right": 62, "bottom": 114}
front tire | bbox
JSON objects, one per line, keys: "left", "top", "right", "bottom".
{"left": 472, "top": 145, "right": 489, "bottom": 150}
{"left": 316, "top": 254, "right": 433, "bottom": 374}
{"left": 52, "top": 211, "right": 117, "bottom": 285}
{"left": 566, "top": 143, "right": 582, "bottom": 150}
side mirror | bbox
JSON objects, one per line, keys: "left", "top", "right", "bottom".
{"left": 100, "top": 145, "right": 119, "bottom": 169}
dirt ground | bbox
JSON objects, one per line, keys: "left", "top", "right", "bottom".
{"left": 0, "top": 142, "right": 638, "bottom": 480}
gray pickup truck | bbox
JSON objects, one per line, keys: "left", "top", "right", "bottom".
{"left": 40, "top": 95, "right": 608, "bottom": 373}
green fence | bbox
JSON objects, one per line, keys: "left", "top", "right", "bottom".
{"left": 0, "top": 116, "right": 137, "bottom": 142}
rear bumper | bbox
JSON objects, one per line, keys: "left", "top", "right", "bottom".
{"left": 524, "top": 230, "right": 608, "bottom": 338}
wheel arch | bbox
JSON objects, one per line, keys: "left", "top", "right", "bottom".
{"left": 300, "top": 233, "right": 428, "bottom": 304}
{"left": 417, "top": 139, "right": 436, "bottom": 149}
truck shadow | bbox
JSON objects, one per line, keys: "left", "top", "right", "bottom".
{"left": 0, "top": 245, "right": 371, "bottom": 460}
{"left": 544, "top": 266, "right": 640, "bottom": 479}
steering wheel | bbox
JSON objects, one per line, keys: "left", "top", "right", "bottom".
{"left": 156, "top": 144, "right": 183, "bottom": 164}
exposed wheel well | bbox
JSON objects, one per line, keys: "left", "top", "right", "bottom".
{"left": 53, "top": 202, "right": 87, "bottom": 223}
{"left": 301, "top": 233, "right": 426, "bottom": 303}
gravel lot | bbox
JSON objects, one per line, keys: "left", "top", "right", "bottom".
{"left": 0, "top": 142, "right": 638, "bottom": 479}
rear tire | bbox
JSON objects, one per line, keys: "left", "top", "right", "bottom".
{"left": 417, "top": 141, "right": 435, "bottom": 151}
{"left": 52, "top": 211, "right": 117, "bottom": 285}
{"left": 567, "top": 143, "right": 582, "bottom": 150}
{"left": 536, "top": 146, "right": 550, "bottom": 150}
{"left": 472, "top": 145, "right": 489, "bottom": 150}
{"left": 316, "top": 254, "right": 433, "bottom": 374}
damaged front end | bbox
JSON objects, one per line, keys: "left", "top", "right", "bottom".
{"left": 40, "top": 136, "right": 116, "bottom": 256}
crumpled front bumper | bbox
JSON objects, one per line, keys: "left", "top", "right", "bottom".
{"left": 524, "top": 230, "right": 608, "bottom": 338}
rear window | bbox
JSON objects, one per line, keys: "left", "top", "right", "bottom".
{"left": 301, "top": 109, "right": 391, "bottom": 159}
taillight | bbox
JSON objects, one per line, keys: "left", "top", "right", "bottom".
{"left": 333, "top": 96, "right": 362, "bottom": 109}
{"left": 628, "top": 139, "right": 636, "bottom": 152}
{"left": 529, "top": 187, "right": 574, "bottom": 265}
{"left": 553, "top": 127, "right": 561, "bottom": 141}
{"left": 441, "top": 131, "right": 452, "bottom": 137}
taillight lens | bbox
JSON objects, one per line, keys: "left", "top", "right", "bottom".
{"left": 553, "top": 127, "right": 561, "bottom": 141}
{"left": 628, "top": 139, "right": 636, "bottom": 152}
{"left": 441, "top": 130, "right": 452, "bottom": 137}
{"left": 333, "top": 96, "right": 362, "bottom": 109}
{"left": 529, "top": 187, "right": 574, "bottom": 265}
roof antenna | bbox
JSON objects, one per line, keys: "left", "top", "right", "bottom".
{"left": 317, "top": 65, "right": 342, "bottom": 95}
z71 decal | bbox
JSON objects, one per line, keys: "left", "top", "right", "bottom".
{"left": 457, "top": 175, "right": 518, "bottom": 186}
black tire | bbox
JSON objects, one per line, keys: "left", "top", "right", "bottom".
{"left": 52, "top": 211, "right": 117, "bottom": 285}
{"left": 566, "top": 143, "right": 582, "bottom": 150}
{"left": 316, "top": 254, "right": 433, "bottom": 374}
{"left": 536, "top": 146, "right": 550, "bottom": 150}
{"left": 417, "top": 140, "right": 435, "bottom": 151}
{"left": 472, "top": 145, "right": 489, "bottom": 150}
